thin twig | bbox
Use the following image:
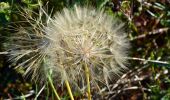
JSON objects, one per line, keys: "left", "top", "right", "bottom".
{"left": 131, "top": 28, "right": 169, "bottom": 41}
{"left": 109, "top": 86, "right": 151, "bottom": 99}
{"left": 0, "top": 52, "right": 8, "bottom": 55}
{"left": 4, "top": 90, "right": 34, "bottom": 100}
{"left": 135, "top": 75, "right": 147, "bottom": 99}
{"left": 34, "top": 85, "right": 45, "bottom": 99}
{"left": 110, "top": 65, "right": 149, "bottom": 91}
{"left": 125, "top": 57, "right": 169, "bottom": 65}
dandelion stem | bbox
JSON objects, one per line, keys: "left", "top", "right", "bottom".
{"left": 85, "top": 63, "right": 91, "bottom": 100}
{"left": 65, "top": 80, "right": 74, "bottom": 100}
{"left": 48, "top": 75, "right": 61, "bottom": 100}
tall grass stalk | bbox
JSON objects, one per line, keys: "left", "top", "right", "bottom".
{"left": 85, "top": 63, "right": 91, "bottom": 100}
{"left": 47, "top": 74, "right": 61, "bottom": 100}
{"left": 65, "top": 80, "right": 75, "bottom": 100}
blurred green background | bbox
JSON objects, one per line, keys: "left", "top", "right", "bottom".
{"left": 0, "top": 0, "right": 170, "bottom": 99}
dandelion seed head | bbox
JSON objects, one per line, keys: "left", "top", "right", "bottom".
{"left": 44, "top": 5, "right": 130, "bottom": 88}
{"left": 7, "top": 5, "right": 129, "bottom": 90}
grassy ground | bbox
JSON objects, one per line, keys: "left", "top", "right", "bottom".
{"left": 0, "top": 0, "right": 170, "bottom": 99}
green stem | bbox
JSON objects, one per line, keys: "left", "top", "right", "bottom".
{"left": 48, "top": 75, "right": 61, "bottom": 100}
{"left": 65, "top": 80, "right": 74, "bottom": 100}
{"left": 85, "top": 63, "right": 91, "bottom": 100}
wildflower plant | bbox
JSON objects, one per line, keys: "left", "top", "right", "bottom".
{"left": 6, "top": 4, "right": 129, "bottom": 99}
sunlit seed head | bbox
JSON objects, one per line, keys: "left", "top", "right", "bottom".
{"left": 44, "top": 5, "right": 130, "bottom": 89}
{"left": 7, "top": 4, "right": 130, "bottom": 91}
